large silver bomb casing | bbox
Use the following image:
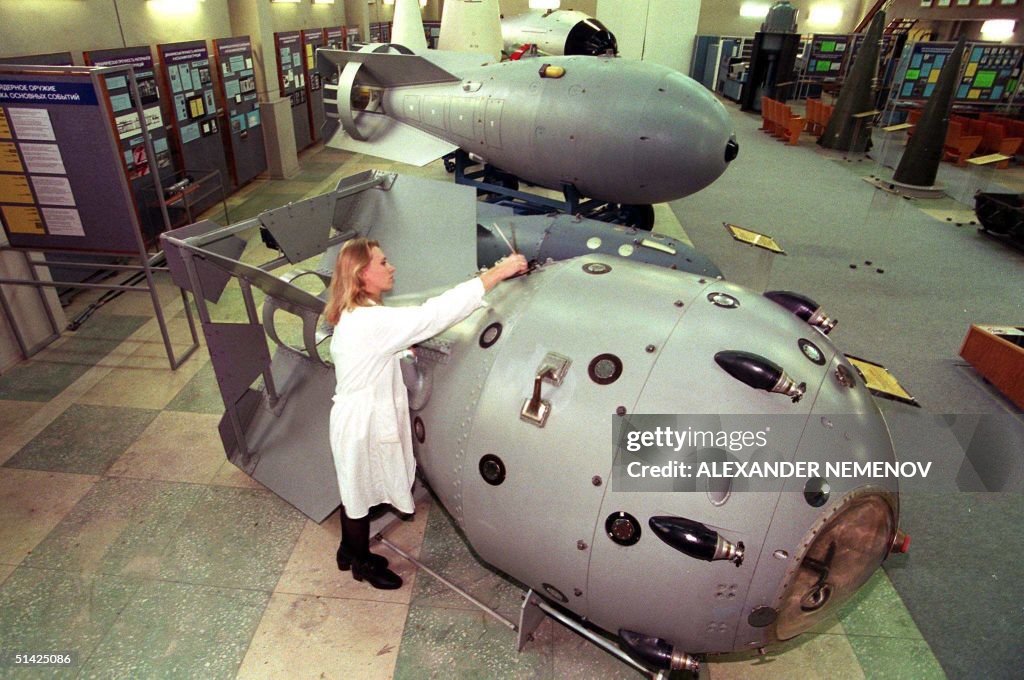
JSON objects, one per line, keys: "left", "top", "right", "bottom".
{"left": 161, "top": 172, "right": 899, "bottom": 659}
{"left": 322, "top": 51, "right": 736, "bottom": 205}
{"left": 407, "top": 254, "right": 898, "bottom": 653}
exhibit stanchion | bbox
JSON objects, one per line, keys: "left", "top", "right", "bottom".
{"left": 876, "top": 121, "right": 912, "bottom": 171}
{"left": 722, "top": 223, "right": 785, "bottom": 293}
{"left": 957, "top": 154, "right": 1012, "bottom": 207}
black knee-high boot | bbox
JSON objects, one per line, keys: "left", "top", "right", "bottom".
{"left": 336, "top": 506, "right": 400, "bottom": 589}
{"left": 339, "top": 506, "right": 370, "bottom": 560}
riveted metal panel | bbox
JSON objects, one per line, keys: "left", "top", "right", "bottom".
{"left": 422, "top": 95, "right": 447, "bottom": 131}
{"left": 259, "top": 192, "right": 337, "bottom": 264}
{"left": 484, "top": 98, "right": 504, "bottom": 149}
{"left": 402, "top": 94, "right": 421, "bottom": 122}
{"left": 449, "top": 96, "right": 476, "bottom": 139}
{"left": 457, "top": 256, "right": 697, "bottom": 618}
{"left": 473, "top": 97, "right": 488, "bottom": 148}
{"left": 205, "top": 321, "right": 272, "bottom": 405}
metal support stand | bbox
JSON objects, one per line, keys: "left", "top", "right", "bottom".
{"left": 518, "top": 590, "right": 659, "bottom": 677}
{"left": 378, "top": 535, "right": 518, "bottom": 631}
{"left": 0, "top": 250, "right": 61, "bottom": 358}
{"left": 374, "top": 542, "right": 662, "bottom": 678}
{"left": 958, "top": 154, "right": 1010, "bottom": 207}
{"left": 876, "top": 122, "right": 912, "bottom": 170}
{"left": 0, "top": 246, "right": 199, "bottom": 370}
{"left": 448, "top": 150, "right": 647, "bottom": 228}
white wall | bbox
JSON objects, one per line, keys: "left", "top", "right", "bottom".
{"left": 696, "top": 0, "right": 866, "bottom": 37}
{"left": 596, "top": 0, "right": 701, "bottom": 74}
{"left": 0, "top": 0, "right": 233, "bottom": 62}
{"left": 0, "top": 1, "right": 348, "bottom": 63}
{"left": 498, "top": 0, "right": 598, "bottom": 19}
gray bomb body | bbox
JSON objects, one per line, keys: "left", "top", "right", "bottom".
{"left": 404, "top": 254, "right": 898, "bottom": 653}
{"left": 475, "top": 209, "right": 722, "bottom": 277}
{"left": 161, "top": 173, "right": 897, "bottom": 662}
{"left": 324, "top": 52, "right": 737, "bottom": 205}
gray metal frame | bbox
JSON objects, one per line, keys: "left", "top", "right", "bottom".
{"left": 161, "top": 171, "right": 389, "bottom": 468}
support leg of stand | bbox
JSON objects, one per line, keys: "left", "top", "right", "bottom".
{"left": 517, "top": 590, "right": 547, "bottom": 652}
{"left": 143, "top": 256, "right": 197, "bottom": 370}
{"left": 0, "top": 283, "right": 29, "bottom": 358}
{"left": 24, "top": 251, "right": 60, "bottom": 336}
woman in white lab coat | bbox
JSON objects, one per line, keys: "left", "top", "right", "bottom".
{"left": 325, "top": 237, "right": 527, "bottom": 589}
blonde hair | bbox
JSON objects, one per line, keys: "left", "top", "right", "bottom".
{"left": 325, "top": 237, "right": 380, "bottom": 326}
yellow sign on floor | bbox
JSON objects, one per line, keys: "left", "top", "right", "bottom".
{"left": 724, "top": 223, "right": 786, "bottom": 254}
{"left": 846, "top": 355, "right": 918, "bottom": 406}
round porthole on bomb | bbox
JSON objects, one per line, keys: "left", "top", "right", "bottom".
{"left": 588, "top": 353, "right": 623, "bottom": 385}
{"left": 605, "top": 511, "right": 642, "bottom": 546}
{"left": 479, "top": 454, "right": 506, "bottom": 486}
{"left": 479, "top": 322, "right": 503, "bottom": 348}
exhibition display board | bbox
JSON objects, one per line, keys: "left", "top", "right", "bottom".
{"left": 842, "top": 34, "right": 897, "bottom": 78}
{"left": 275, "top": 31, "right": 314, "bottom": 152}
{"left": 0, "top": 64, "right": 200, "bottom": 369}
{"left": 369, "top": 23, "right": 392, "bottom": 44}
{"left": 805, "top": 34, "right": 850, "bottom": 79}
{"left": 84, "top": 46, "right": 178, "bottom": 244}
{"left": 325, "top": 27, "right": 345, "bottom": 50}
{"left": 894, "top": 42, "right": 956, "bottom": 100}
{"left": 0, "top": 68, "right": 145, "bottom": 253}
{"left": 956, "top": 43, "right": 1022, "bottom": 103}
{"left": 894, "top": 42, "right": 1024, "bottom": 104}
{"left": 213, "top": 36, "right": 267, "bottom": 188}
{"left": 302, "top": 29, "right": 326, "bottom": 144}
{"left": 423, "top": 22, "right": 442, "bottom": 50}
{"left": 157, "top": 39, "right": 231, "bottom": 219}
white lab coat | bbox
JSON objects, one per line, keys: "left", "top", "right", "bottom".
{"left": 329, "top": 277, "right": 486, "bottom": 519}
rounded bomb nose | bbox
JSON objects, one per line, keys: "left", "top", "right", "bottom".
{"left": 630, "top": 70, "right": 736, "bottom": 202}
{"left": 725, "top": 136, "right": 739, "bottom": 163}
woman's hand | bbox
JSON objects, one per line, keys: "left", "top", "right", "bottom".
{"left": 480, "top": 254, "right": 528, "bottom": 291}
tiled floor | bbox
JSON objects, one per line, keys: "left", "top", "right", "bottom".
{"left": 1, "top": 110, "right": 1021, "bottom": 679}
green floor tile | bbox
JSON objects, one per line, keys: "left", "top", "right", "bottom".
{"left": 549, "top": 620, "right": 645, "bottom": 679}
{"left": 4, "top": 404, "right": 159, "bottom": 475}
{"left": 0, "top": 315, "right": 148, "bottom": 402}
{"left": 394, "top": 605, "right": 550, "bottom": 680}
{"left": 229, "top": 193, "right": 306, "bottom": 222}
{"left": 884, "top": 492, "right": 1024, "bottom": 680}
{"left": 845, "top": 636, "right": 946, "bottom": 680}
{"left": 165, "top": 360, "right": 224, "bottom": 414}
{"left": 22, "top": 478, "right": 204, "bottom": 577}
{"left": 157, "top": 486, "right": 305, "bottom": 591}
{"left": 708, "top": 623, "right": 866, "bottom": 680}
{"left": 409, "top": 500, "right": 527, "bottom": 617}
{"left": 0, "top": 567, "right": 142, "bottom": 679}
{"left": 838, "top": 569, "right": 923, "bottom": 640}
{"left": 77, "top": 580, "right": 269, "bottom": 680}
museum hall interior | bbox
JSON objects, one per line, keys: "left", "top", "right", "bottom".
{"left": 0, "top": 1, "right": 1022, "bottom": 679}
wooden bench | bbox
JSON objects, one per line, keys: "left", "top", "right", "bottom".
{"left": 760, "top": 97, "right": 804, "bottom": 145}
{"left": 804, "top": 99, "right": 833, "bottom": 137}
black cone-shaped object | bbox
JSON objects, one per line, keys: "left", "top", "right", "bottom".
{"left": 818, "top": 11, "right": 885, "bottom": 152}
{"left": 893, "top": 37, "right": 966, "bottom": 187}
